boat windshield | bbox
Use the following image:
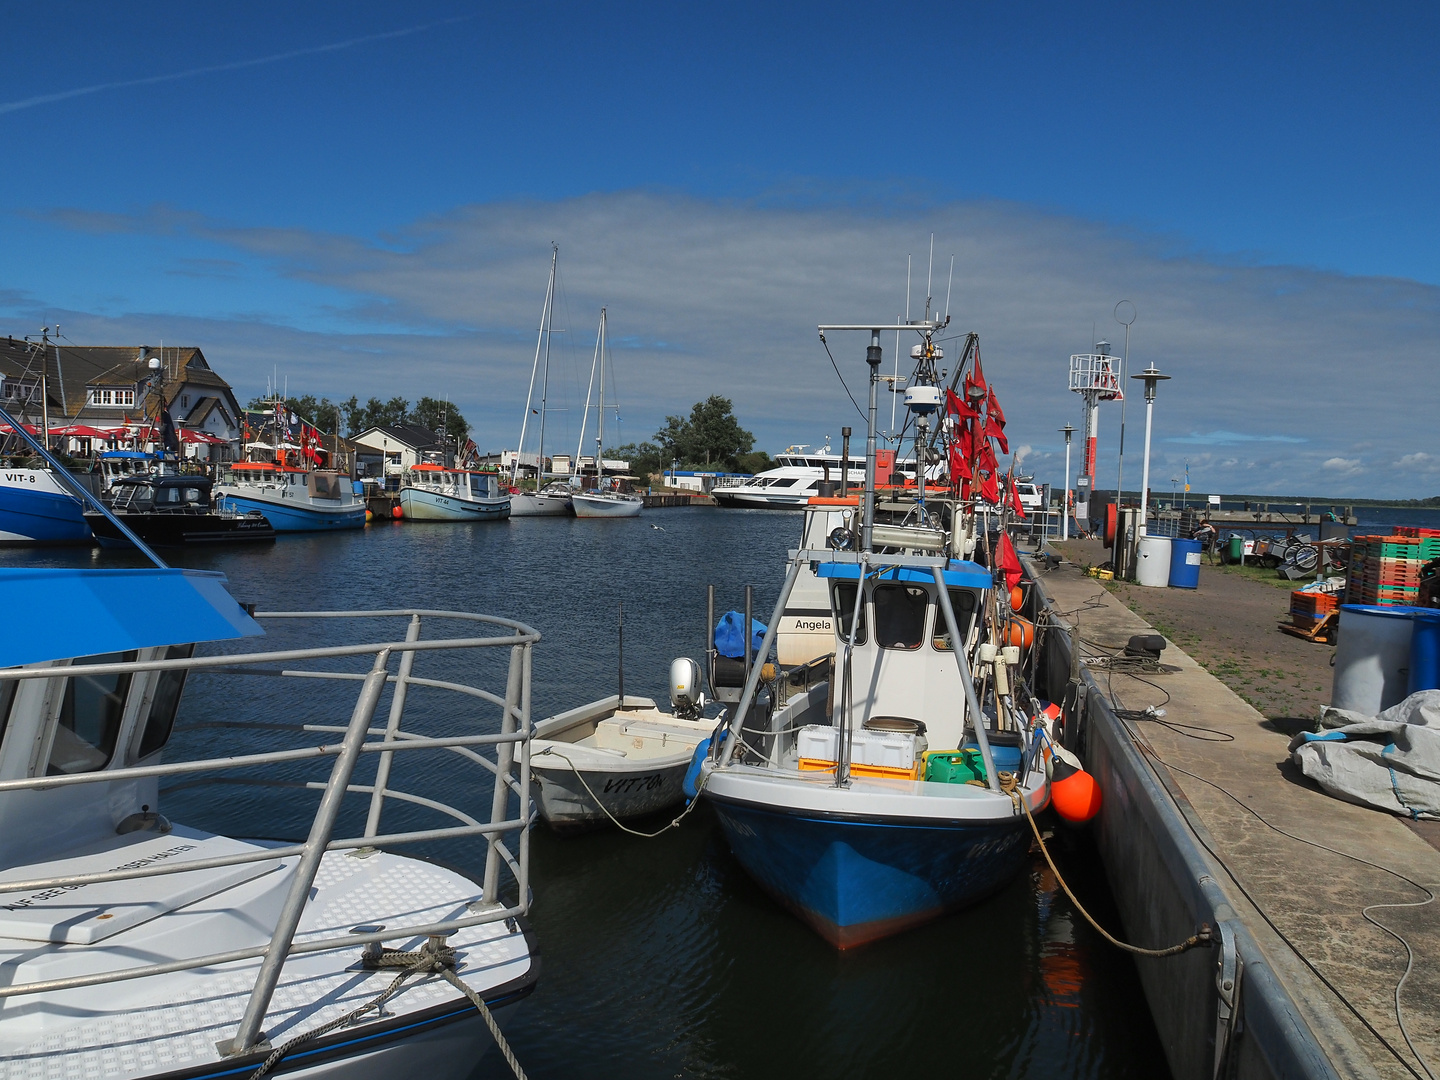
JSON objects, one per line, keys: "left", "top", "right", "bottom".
{"left": 872, "top": 584, "right": 928, "bottom": 650}
{"left": 933, "top": 589, "right": 980, "bottom": 651}
{"left": 48, "top": 652, "right": 136, "bottom": 775}
{"left": 831, "top": 582, "right": 867, "bottom": 645}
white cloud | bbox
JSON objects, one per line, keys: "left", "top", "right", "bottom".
{"left": 1397, "top": 452, "right": 1439, "bottom": 472}
{"left": 13, "top": 191, "right": 1440, "bottom": 498}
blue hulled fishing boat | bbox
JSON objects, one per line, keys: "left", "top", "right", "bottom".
{"left": 699, "top": 317, "right": 1052, "bottom": 947}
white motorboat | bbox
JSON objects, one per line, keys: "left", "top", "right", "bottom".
{"left": 215, "top": 461, "right": 367, "bottom": 531}
{"left": 399, "top": 464, "right": 510, "bottom": 521}
{"left": 571, "top": 308, "right": 643, "bottom": 520}
{"left": 531, "top": 663, "right": 716, "bottom": 831}
{"left": 712, "top": 447, "right": 916, "bottom": 509}
{"left": 0, "top": 408, "right": 540, "bottom": 1079}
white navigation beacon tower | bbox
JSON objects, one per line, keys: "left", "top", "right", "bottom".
{"left": 1068, "top": 340, "right": 1123, "bottom": 526}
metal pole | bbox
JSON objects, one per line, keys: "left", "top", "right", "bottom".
{"left": 364, "top": 614, "right": 422, "bottom": 837}
{"left": 1060, "top": 425, "right": 1073, "bottom": 542}
{"left": 932, "top": 571, "right": 1001, "bottom": 792}
{"left": 840, "top": 426, "right": 851, "bottom": 497}
{"left": 863, "top": 332, "right": 881, "bottom": 551}
{"left": 1139, "top": 395, "right": 1154, "bottom": 538}
{"left": 227, "top": 649, "right": 393, "bottom": 1055}
{"left": 743, "top": 585, "right": 753, "bottom": 705}
{"left": 484, "top": 643, "right": 524, "bottom": 903}
{"left": 706, "top": 584, "right": 716, "bottom": 699}
{"left": 717, "top": 558, "right": 803, "bottom": 766}
{"left": 517, "top": 642, "right": 532, "bottom": 910}
{"left": 617, "top": 600, "right": 625, "bottom": 707}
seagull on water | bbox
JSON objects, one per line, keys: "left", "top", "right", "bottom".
{"left": 651, "top": 524, "right": 665, "bottom": 531}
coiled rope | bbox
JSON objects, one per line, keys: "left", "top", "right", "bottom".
{"left": 996, "top": 771, "right": 1211, "bottom": 958}
{"left": 249, "top": 935, "right": 528, "bottom": 1080}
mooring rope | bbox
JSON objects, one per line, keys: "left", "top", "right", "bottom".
{"left": 248, "top": 935, "right": 528, "bottom": 1080}
{"left": 536, "top": 746, "right": 709, "bottom": 838}
{"left": 997, "top": 771, "right": 1211, "bottom": 958}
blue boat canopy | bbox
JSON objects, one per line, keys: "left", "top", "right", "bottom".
{"left": 100, "top": 450, "right": 162, "bottom": 460}
{"left": 0, "top": 568, "right": 264, "bottom": 667}
{"left": 817, "top": 560, "right": 993, "bottom": 589}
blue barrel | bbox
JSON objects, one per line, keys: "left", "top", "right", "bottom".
{"left": 1409, "top": 609, "right": 1440, "bottom": 696}
{"left": 1169, "top": 538, "right": 1203, "bottom": 589}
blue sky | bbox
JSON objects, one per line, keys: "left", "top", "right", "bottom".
{"left": 2, "top": 2, "right": 1437, "bottom": 496}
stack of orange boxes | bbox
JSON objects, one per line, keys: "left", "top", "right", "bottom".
{"left": 1289, "top": 589, "right": 1338, "bottom": 628}
{"left": 1346, "top": 533, "right": 1435, "bottom": 606}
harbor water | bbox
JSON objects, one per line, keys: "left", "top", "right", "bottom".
{"left": 5, "top": 509, "right": 1168, "bottom": 1079}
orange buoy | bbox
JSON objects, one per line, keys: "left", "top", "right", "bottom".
{"left": 1005, "top": 615, "right": 1034, "bottom": 650}
{"left": 391, "top": 505, "right": 403, "bottom": 520}
{"left": 1009, "top": 585, "right": 1024, "bottom": 611}
{"left": 1050, "top": 758, "right": 1102, "bottom": 823}
{"left": 365, "top": 509, "right": 373, "bottom": 523}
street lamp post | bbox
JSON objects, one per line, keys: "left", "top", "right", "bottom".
{"left": 1130, "top": 363, "right": 1170, "bottom": 537}
{"left": 1058, "top": 423, "right": 1074, "bottom": 541}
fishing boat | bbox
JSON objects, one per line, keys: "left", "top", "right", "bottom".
{"left": 398, "top": 464, "right": 510, "bottom": 521}
{"left": 215, "top": 461, "right": 367, "bottom": 531}
{"left": 0, "top": 464, "right": 91, "bottom": 543}
{"left": 571, "top": 308, "right": 642, "bottom": 519}
{"left": 510, "top": 245, "right": 573, "bottom": 518}
{"left": 0, "top": 404, "right": 540, "bottom": 1078}
{"left": 86, "top": 473, "right": 277, "bottom": 545}
{"left": 696, "top": 319, "right": 1052, "bottom": 948}
{"left": 531, "top": 660, "right": 716, "bottom": 831}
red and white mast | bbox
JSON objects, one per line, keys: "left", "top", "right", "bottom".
{"left": 1067, "top": 341, "right": 1122, "bottom": 527}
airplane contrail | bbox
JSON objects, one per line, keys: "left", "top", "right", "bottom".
{"left": 0, "top": 15, "right": 475, "bottom": 116}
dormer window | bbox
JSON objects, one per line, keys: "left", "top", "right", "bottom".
{"left": 86, "top": 387, "right": 135, "bottom": 407}
{"left": 1, "top": 378, "right": 38, "bottom": 402}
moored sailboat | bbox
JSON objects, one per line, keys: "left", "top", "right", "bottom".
{"left": 510, "top": 245, "right": 573, "bottom": 518}
{"left": 571, "top": 308, "right": 642, "bottom": 519}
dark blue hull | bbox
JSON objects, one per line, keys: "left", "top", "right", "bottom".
{"left": 0, "top": 485, "right": 91, "bottom": 543}
{"left": 710, "top": 796, "right": 1031, "bottom": 947}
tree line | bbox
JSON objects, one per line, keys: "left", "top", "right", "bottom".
{"left": 613, "top": 395, "right": 772, "bottom": 477}
{"left": 246, "top": 394, "right": 470, "bottom": 441}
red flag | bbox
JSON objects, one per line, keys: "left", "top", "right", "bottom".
{"left": 979, "top": 470, "right": 999, "bottom": 504}
{"left": 978, "top": 439, "right": 998, "bottom": 475}
{"left": 970, "top": 353, "right": 987, "bottom": 396}
{"left": 984, "top": 416, "right": 1009, "bottom": 455}
{"left": 1009, "top": 477, "right": 1027, "bottom": 519}
{"left": 986, "top": 386, "right": 1006, "bottom": 428}
{"left": 997, "top": 531, "right": 1023, "bottom": 591}
{"left": 945, "top": 388, "right": 978, "bottom": 420}
{"left": 948, "top": 444, "right": 971, "bottom": 482}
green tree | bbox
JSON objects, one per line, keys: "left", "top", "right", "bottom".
{"left": 611, "top": 441, "right": 664, "bottom": 478}
{"left": 654, "top": 395, "right": 755, "bottom": 470}
{"left": 411, "top": 397, "right": 470, "bottom": 441}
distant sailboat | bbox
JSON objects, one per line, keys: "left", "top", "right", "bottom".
{"left": 510, "top": 245, "right": 573, "bottom": 517}
{"left": 571, "top": 308, "right": 643, "bottom": 519}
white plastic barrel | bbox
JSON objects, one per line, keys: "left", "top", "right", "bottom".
{"left": 1331, "top": 605, "right": 1415, "bottom": 715}
{"left": 1136, "top": 535, "right": 1172, "bottom": 588}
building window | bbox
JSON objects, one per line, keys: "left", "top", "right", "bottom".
{"left": 2, "top": 379, "right": 37, "bottom": 401}
{"left": 86, "top": 387, "right": 135, "bottom": 407}
{"left": 181, "top": 394, "right": 189, "bottom": 409}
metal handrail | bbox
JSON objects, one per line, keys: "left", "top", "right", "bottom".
{"left": 0, "top": 607, "right": 538, "bottom": 1059}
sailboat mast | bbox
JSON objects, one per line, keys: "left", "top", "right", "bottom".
{"left": 514, "top": 246, "right": 557, "bottom": 487}
{"left": 536, "top": 243, "right": 557, "bottom": 483}
{"left": 595, "top": 308, "right": 607, "bottom": 484}
{"left": 575, "top": 310, "right": 602, "bottom": 479}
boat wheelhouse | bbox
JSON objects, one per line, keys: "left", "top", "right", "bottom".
{"left": 87, "top": 473, "right": 276, "bottom": 546}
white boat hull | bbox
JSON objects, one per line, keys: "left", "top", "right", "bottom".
{"left": 399, "top": 487, "right": 509, "bottom": 521}
{"left": 570, "top": 492, "right": 642, "bottom": 518}
{"left": 509, "top": 490, "right": 572, "bottom": 517}
{"left": 530, "top": 696, "right": 713, "bottom": 830}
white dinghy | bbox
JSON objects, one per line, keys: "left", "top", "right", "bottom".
{"left": 531, "top": 660, "right": 714, "bottom": 831}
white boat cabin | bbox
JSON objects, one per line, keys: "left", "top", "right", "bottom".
{"left": 821, "top": 562, "right": 989, "bottom": 751}
{"left": 220, "top": 461, "right": 352, "bottom": 500}
{"left": 403, "top": 463, "right": 504, "bottom": 499}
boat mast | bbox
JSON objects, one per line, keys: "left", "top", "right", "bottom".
{"left": 575, "top": 310, "right": 602, "bottom": 481}
{"left": 595, "top": 308, "right": 607, "bottom": 487}
{"left": 536, "top": 243, "right": 557, "bottom": 484}
{"left": 515, "top": 245, "right": 557, "bottom": 488}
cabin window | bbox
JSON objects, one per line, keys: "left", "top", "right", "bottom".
{"left": 872, "top": 584, "right": 928, "bottom": 650}
{"left": 48, "top": 652, "right": 136, "bottom": 775}
{"left": 770, "top": 478, "right": 799, "bottom": 488}
{"left": 932, "top": 589, "right": 980, "bottom": 651}
{"left": 831, "top": 582, "right": 868, "bottom": 645}
{"left": 136, "top": 644, "right": 194, "bottom": 758}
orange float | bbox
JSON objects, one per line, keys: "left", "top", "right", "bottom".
{"left": 1009, "top": 585, "right": 1024, "bottom": 611}
{"left": 1050, "top": 758, "right": 1102, "bottom": 823}
{"left": 1004, "top": 615, "right": 1034, "bottom": 650}
{"left": 391, "top": 505, "right": 403, "bottom": 520}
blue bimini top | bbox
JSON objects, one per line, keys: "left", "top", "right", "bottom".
{"left": 0, "top": 568, "right": 264, "bottom": 667}
{"left": 816, "top": 560, "right": 993, "bottom": 590}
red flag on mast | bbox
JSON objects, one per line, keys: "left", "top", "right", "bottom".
{"left": 997, "top": 531, "right": 1023, "bottom": 591}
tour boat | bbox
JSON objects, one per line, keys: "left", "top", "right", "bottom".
{"left": 0, "top": 407, "right": 540, "bottom": 1078}
{"left": 215, "top": 461, "right": 367, "bottom": 531}
{"left": 697, "top": 319, "right": 1051, "bottom": 948}
{"left": 398, "top": 464, "right": 510, "bottom": 521}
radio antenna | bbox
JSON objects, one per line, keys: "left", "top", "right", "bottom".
{"left": 943, "top": 254, "right": 955, "bottom": 322}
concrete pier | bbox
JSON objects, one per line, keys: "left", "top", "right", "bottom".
{"left": 1029, "top": 550, "right": 1439, "bottom": 1080}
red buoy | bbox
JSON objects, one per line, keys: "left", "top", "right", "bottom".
{"left": 391, "top": 505, "right": 403, "bottom": 520}
{"left": 1009, "top": 585, "right": 1024, "bottom": 611}
{"left": 1050, "top": 757, "right": 1102, "bottom": 823}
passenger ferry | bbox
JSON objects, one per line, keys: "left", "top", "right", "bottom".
{"left": 712, "top": 447, "right": 915, "bottom": 510}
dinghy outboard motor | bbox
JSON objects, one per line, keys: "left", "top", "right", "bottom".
{"left": 669, "top": 657, "right": 707, "bottom": 719}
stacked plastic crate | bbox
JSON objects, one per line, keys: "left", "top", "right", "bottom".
{"left": 1346, "top": 529, "right": 1440, "bottom": 606}
{"left": 1288, "top": 589, "right": 1338, "bottom": 629}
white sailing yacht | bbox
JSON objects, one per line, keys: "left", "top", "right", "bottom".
{"left": 572, "top": 307, "right": 643, "bottom": 519}
{"left": 510, "top": 245, "right": 574, "bottom": 517}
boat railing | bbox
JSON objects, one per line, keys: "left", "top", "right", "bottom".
{"left": 0, "top": 608, "right": 536, "bottom": 1058}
